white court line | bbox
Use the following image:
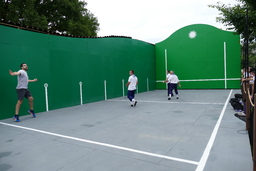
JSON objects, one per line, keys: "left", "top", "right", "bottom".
{"left": 0, "top": 121, "right": 199, "bottom": 166}
{"left": 108, "top": 99, "right": 224, "bottom": 105}
{"left": 195, "top": 89, "right": 233, "bottom": 171}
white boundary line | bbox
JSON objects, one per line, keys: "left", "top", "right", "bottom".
{"left": 0, "top": 121, "right": 199, "bottom": 166}
{"left": 195, "top": 89, "right": 233, "bottom": 171}
{"left": 108, "top": 99, "right": 224, "bottom": 105}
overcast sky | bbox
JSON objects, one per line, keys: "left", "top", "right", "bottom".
{"left": 84, "top": 0, "right": 239, "bottom": 44}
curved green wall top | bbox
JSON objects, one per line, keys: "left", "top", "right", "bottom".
{"left": 155, "top": 24, "right": 240, "bottom": 89}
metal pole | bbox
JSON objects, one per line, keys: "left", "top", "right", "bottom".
{"left": 224, "top": 42, "right": 227, "bottom": 89}
{"left": 254, "top": 94, "right": 256, "bottom": 170}
{"left": 122, "top": 79, "right": 125, "bottom": 97}
{"left": 44, "top": 83, "right": 49, "bottom": 111}
{"left": 246, "top": 83, "right": 251, "bottom": 130}
{"left": 104, "top": 80, "right": 107, "bottom": 100}
{"left": 147, "top": 78, "right": 149, "bottom": 91}
{"left": 79, "top": 81, "right": 83, "bottom": 105}
{"left": 245, "top": 8, "right": 249, "bottom": 78}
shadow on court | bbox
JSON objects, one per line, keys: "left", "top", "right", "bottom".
{"left": 0, "top": 90, "right": 252, "bottom": 171}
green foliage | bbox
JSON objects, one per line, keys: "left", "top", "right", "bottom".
{"left": 208, "top": 0, "right": 256, "bottom": 42}
{"left": 248, "top": 43, "right": 256, "bottom": 67}
{"left": 0, "top": 0, "right": 99, "bottom": 36}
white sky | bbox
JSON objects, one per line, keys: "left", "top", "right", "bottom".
{"left": 84, "top": 0, "right": 239, "bottom": 44}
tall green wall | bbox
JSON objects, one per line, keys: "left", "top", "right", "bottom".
{"left": 155, "top": 24, "right": 241, "bottom": 89}
{"left": 0, "top": 23, "right": 241, "bottom": 120}
{"left": 0, "top": 25, "right": 156, "bottom": 120}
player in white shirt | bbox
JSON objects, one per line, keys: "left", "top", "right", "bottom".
{"left": 168, "top": 71, "right": 180, "bottom": 100}
{"left": 126, "top": 70, "right": 138, "bottom": 107}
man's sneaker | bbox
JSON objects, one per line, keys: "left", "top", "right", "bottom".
{"left": 134, "top": 101, "right": 137, "bottom": 107}
{"left": 168, "top": 98, "right": 171, "bottom": 100}
{"left": 28, "top": 110, "right": 36, "bottom": 118}
{"left": 13, "top": 115, "right": 21, "bottom": 122}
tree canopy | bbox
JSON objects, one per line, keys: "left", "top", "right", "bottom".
{"left": 208, "top": 0, "right": 256, "bottom": 42}
{"left": 0, "top": 0, "right": 100, "bottom": 36}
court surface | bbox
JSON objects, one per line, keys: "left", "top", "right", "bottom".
{"left": 0, "top": 89, "right": 252, "bottom": 171}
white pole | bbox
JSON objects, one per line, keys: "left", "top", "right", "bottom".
{"left": 122, "top": 79, "right": 125, "bottom": 97}
{"left": 147, "top": 78, "right": 149, "bottom": 91}
{"left": 79, "top": 81, "right": 83, "bottom": 105}
{"left": 104, "top": 80, "right": 107, "bottom": 100}
{"left": 224, "top": 42, "right": 227, "bottom": 89}
{"left": 165, "top": 49, "right": 168, "bottom": 89}
{"left": 44, "top": 83, "right": 49, "bottom": 112}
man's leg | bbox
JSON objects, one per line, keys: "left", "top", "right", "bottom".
{"left": 28, "top": 96, "right": 34, "bottom": 110}
{"left": 131, "top": 90, "right": 137, "bottom": 107}
{"left": 13, "top": 100, "right": 23, "bottom": 122}
{"left": 168, "top": 84, "right": 174, "bottom": 100}
{"left": 28, "top": 96, "right": 36, "bottom": 117}
{"left": 168, "top": 83, "right": 171, "bottom": 97}
{"left": 15, "top": 100, "right": 23, "bottom": 115}
{"left": 174, "top": 84, "right": 179, "bottom": 99}
{"left": 127, "top": 91, "right": 133, "bottom": 101}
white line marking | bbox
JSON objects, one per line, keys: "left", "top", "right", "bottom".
{"left": 195, "top": 89, "right": 233, "bottom": 171}
{"left": 108, "top": 99, "right": 224, "bottom": 105}
{"left": 156, "top": 78, "right": 240, "bottom": 82}
{"left": 0, "top": 121, "right": 199, "bottom": 166}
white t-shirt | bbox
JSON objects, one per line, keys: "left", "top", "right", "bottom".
{"left": 16, "top": 70, "right": 28, "bottom": 89}
{"left": 168, "top": 74, "right": 179, "bottom": 84}
{"left": 128, "top": 75, "right": 138, "bottom": 90}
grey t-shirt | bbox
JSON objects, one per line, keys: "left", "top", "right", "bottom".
{"left": 16, "top": 70, "right": 28, "bottom": 89}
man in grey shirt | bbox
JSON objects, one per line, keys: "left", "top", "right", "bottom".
{"left": 9, "top": 63, "right": 38, "bottom": 122}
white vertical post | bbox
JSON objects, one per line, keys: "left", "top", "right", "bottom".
{"left": 224, "top": 42, "right": 227, "bottom": 89}
{"left": 147, "top": 78, "right": 149, "bottom": 91}
{"left": 122, "top": 79, "right": 125, "bottom": 97}
{"left": 44, "top": 83, "right": 49, "bottom": 112}
{"left": 104, "top": 80, "right": 107, "bottom": 100}
{"left": 79, "top": 81, "right": 83, "bottom": 105}
{"left": 165, "top": 49, "right": 168, "bottom": 89}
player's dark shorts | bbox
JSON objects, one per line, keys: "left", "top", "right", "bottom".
{"left": 16, "top": 89, "right": 32, "bottom": 100}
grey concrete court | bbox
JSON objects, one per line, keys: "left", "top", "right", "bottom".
{"left": 0, "top": 89, "right": 253, "bottom": 171}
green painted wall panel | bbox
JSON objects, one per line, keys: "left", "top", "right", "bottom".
{"left": 155, "top": 24, "right": 240, "bottom": 89}
{"left": 0, "top": 25, "right": 155, "bottom": 120}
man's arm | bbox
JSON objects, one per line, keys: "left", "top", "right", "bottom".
{"left": 162, "top": 78, "right": 168, "bottom": 83}
{"left": 28, "top": 79, "right": 38, "bottom": 82}
{"left": 126, "top": 82, "right": 130, "bottom": 87}
{"left": 9, "top": 70, "right": 20, "bottom": 76}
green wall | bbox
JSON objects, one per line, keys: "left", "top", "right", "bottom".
{"left": 155, "top": 24, "right": 241, "bottom": 89}
{"left": 0, "top": 25, "right": 156, "bottom": 120}
{"left": 0, "top": 23, "right": 241, "bottom": 120}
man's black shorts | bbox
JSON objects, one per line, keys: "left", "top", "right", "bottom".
{"left": 16, "top": 89, "right": 32, "bottom": 100}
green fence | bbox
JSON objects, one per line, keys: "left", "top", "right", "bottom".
{"left": 0, "top": 25, "right": 156, "bottom": 120}
{"left": 155, "top": 24, "right": 241, "bottom": 89}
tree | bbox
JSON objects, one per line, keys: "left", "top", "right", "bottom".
{"left": 208, "top": 0, "right": 256, "bottom": 42}
{"left": 248, "top": 43, "right": 256, "bottom": 67}
{"left": 0, "top": 0, "right": 99, "bottom": 36}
